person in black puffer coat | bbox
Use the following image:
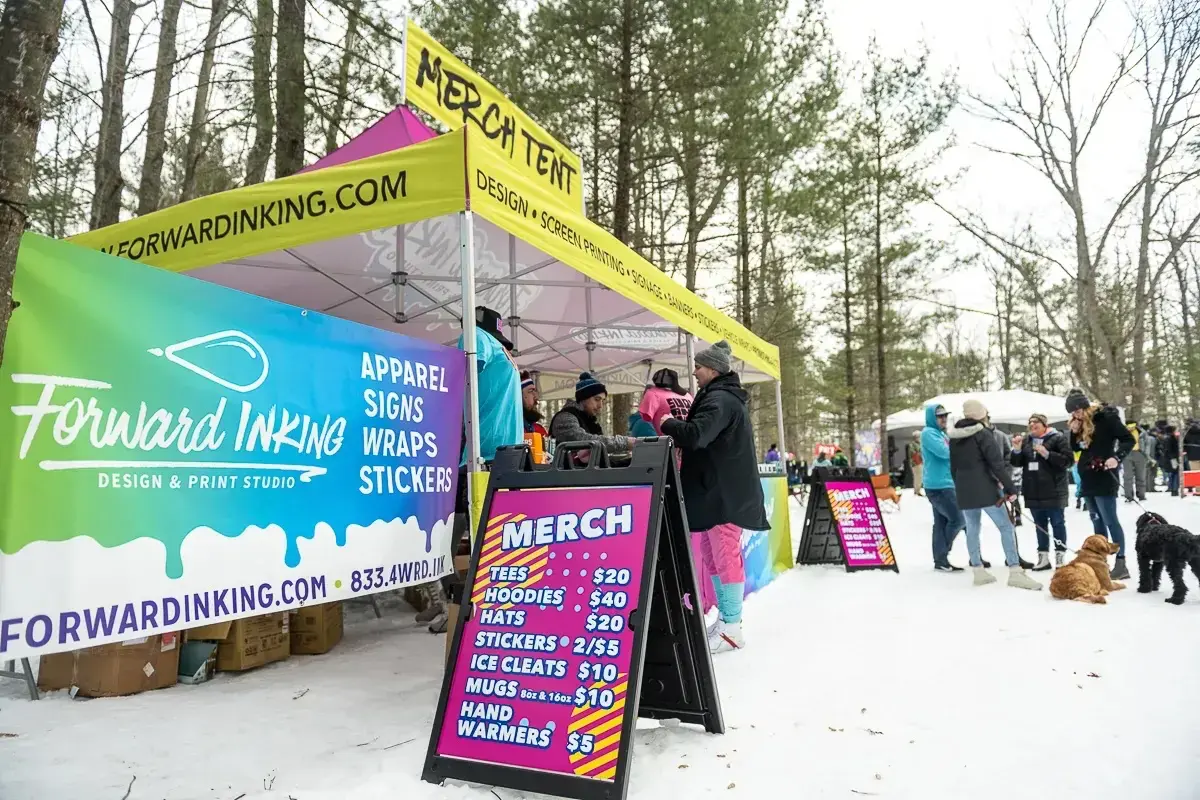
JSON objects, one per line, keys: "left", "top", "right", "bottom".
{"left": 948, "top": 398, "right": 1041, "bottom": 590}
{"left": 1011, "top": 413, "right": 1073, "bottom": 571}
{"left": 1065, "top": 388, "right": 1135, "bottom": 579}
{"left": 660, "top": 341, "right": 767, "bottom": 654}
{"left": 1158, "top": 424, "right": 1182, "bottom": 496}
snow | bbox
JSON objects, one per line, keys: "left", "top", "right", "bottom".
{"left": 3, "top": 494, "right": 1200, "bottom": 799}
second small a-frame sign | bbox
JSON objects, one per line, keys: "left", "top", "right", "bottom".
{"left": 796, "top": 467, "right": 899, "bottom": 573}
{"left": 423, "top": 439, "right": 723, "bottom": 800}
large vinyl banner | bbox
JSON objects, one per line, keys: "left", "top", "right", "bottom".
{"left": 0, "top": 235, "right": 466, "bottom": 659}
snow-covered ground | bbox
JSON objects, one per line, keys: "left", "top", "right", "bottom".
{"left": 4, "top": 493, "right": 1200, "bottom": 799}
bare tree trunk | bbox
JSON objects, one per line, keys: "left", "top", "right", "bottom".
{"left": 841, "top": 192, "right": 856, "bottom": 454}
{"left": 274, "top": 0, "right": 305, "bottom": 178}
{"left": 181, "top": 0, "right": 229, "bottom": 202}
{"left": 90, "top": 0, "right": 136, "bottom": 229}
{"left": 245, "top": 0, "right": 275, "bottom": 184}
{"left": 137, "top": 0, "right": 183, "bottom": 215}
{"left": 609, "top": 0, "right": 635, "bottom": 240}
{"left": 872, "top": 126, "right": 888, "bottom": 473}
{"left": 1174, "top": 252, "right": 1199, "bottom": 415}
{"left": 736, "top": 170, "right": 751, "bottom": 327}
{"left": 323, "top": 0, "right": 362, "bottom": 155}
{"left": 0, "top": 0, "right": 64, "bottom": 365}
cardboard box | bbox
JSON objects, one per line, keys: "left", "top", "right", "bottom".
{"left": 37, "top": 633, "right": 180, "bottom": 698}
{"left": 187, "top": 613, "right": 289, "bottom": 672}
{"left": 289, "top": 602, "right": 343, "bottom": 655}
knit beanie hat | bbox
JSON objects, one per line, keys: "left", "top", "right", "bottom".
{"left": 520, "top": 371, "right": 535, "bottom": 391}
{"left": 962, "top": 398, "right": 988, "bottom": 421}
{"left": 574, "top": 372, "right": 607, "bottom": 403}
{"left": 694, "top": 340, "right": 733, "bottom": 374}
{"left": 1065, "top": 388, "right": 1090, "bottom": 414}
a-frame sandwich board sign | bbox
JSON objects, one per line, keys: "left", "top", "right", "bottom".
{"left": 796, "top": 466, "right": 899, "bottom": 572}
{"left": 423, "top": 438, "right": 723, "bottom": 800}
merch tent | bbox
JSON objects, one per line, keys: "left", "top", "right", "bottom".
{"left": 67, "top": 126, "right": 784, "bottom": 529}
{"left": 878, "top": 390, "right": 1073, "bottom": 438}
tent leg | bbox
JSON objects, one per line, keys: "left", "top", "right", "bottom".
{"left": 459, "top": 211, "right": 483, "bottom": 541}
{"left": 774, "top": 380, "right": 787, "bottom": 457}
{"left": 685, "top": 334, "right": 696, "bottom": 394}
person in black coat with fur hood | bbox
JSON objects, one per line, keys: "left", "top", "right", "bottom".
{"left": 1065, "top": 388, "right": 1135, "bottom": 579}
{"left": 1011, "top": 413, "right": 1074, "bottom": 570}
{"left": 948, "top": 398, "right": 1042, "bottom": 590}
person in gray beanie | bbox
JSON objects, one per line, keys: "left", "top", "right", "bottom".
{"left": 659, "top": 340, "right": 767, "bottom": 653}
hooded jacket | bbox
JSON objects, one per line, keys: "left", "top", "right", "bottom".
{"left": 1069, "top": 405, "right": 1134, "bottom": 497}
{"left": 550, "top": 402, "right": 631, "bottom": 455}
{"left": 949, "top": 417, "right": 1016, "bottom": 510}
{"left": 1011, "top": 427, "right": 1072, "bottom": 509}
{"left": 919, "top": 405, "right": 954, "bottom": 490}
{"left": 661, "top": 372, "right": 768, "bottom": 532}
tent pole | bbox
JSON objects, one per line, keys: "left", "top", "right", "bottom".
{"left": 459, "top": 211, "right": 482, "bottom": 538}
{"left": 774, "top": 379, "right": 787, "bottom": 458}
{"left": 585, "top": 280, "right": 595, "bottom": 373}
{"left": 508, "top": 233, "right": 518, "bottom": 353}
{"left": 685, "top": 333, "right": 696, "bottom": 394}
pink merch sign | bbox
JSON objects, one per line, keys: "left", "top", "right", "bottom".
{"left": 434, "top": 485, "right": 654, "bottom": 783}
{"left": 823, "top": 480, "right": 896, "bottom": 569}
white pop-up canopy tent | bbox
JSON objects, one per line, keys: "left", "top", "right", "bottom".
{"left": 68, "top": 125, "right": 784, "bottom": 527}
{"left": 877, "top": 390, "right": 1075, "bottom": 438}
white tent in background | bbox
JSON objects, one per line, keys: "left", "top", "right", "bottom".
{"left": 876, "top": 390, "right": 1075, "bottom": 438}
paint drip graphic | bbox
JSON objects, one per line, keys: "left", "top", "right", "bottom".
{"left": 147, "top": 330, "right": 270, "bottom": 393}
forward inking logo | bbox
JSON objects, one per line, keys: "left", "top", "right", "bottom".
{"left": 147, "top": 330, "right": 270, "bottom": 393}
{"left": 8, "top": 329, "right": 346, "bottom": 484}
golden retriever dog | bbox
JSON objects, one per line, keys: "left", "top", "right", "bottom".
{"left": 1049, "top": 534, "right": 1125, "bottom": 604}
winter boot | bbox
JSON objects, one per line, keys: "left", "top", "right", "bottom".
{"left": 1032, "top": 552, "right": 1052, "bottom": 572}
{"left": 973, "top": 566, "right": 997, "bottom": 586}
{"left": 1110, "top": 557, "right": 1130, "bottom": 581}
{"left": 415, "top": 581, "right": 446, "bottom": 623}
{"left": 980, "top": 558, "right": 992, "bottom": 569}
{"left": 1075, "top": 496, "right": 1083, "bottom": 510}
{"left": 1019, "top": 556, "right": 1035, "bottom": 570}
{"left": 1055, "top": 550, "right": 1066, "bottom": 568}
{"left": 708, "top": 621, "right": 744, "bottom": 653}
{"left": 1007, "top": 566, "right": 1043, "bottom": 591}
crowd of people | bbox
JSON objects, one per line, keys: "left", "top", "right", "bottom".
{"left": 912, "top": 388, "right": 1200, "bottom": 587}
{"left": 411, "top": 306, "right": 767, "bottom": 654}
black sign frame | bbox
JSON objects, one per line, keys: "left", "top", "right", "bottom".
{"left": 422, "top": 438, "right": 723, "bottom": 800}
{"left": 796, "top": 467, "right": 899, "bottom": 573}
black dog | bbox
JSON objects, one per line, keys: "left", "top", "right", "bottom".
{"left": 1134, "top": 512, "right": 1200, "bottom": 604}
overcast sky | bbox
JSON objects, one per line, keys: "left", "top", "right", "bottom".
{"left": 825, "top": 0, "right": 1154, "bottom": 364}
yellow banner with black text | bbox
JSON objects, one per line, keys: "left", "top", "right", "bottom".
{"left": 68, "top": 132, "right": 468, "bottom": 273}
{"left": 404, "top": 20, "right": 585, "bottom": 215}
{"left": 464, "top": 133, "right": 781, "bottom": 378}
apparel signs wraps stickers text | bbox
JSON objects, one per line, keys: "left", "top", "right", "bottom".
{"left": 435, "top": 486, "right": 653, "bottom": 782}
{"left": 0, "top": 234, "right": 466, "bottom": 659}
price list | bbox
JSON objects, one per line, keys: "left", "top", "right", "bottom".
{"left": 434, "top": 485, "right": 654, "bottom": 783}
{"left": 824, "top": 480, "right": 895, "bottom": 568}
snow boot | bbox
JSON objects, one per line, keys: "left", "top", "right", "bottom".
{"left": 1007, "top": 566, "right": 1043, "bottom": 591}
{"left": 980, "top": 558, "right": 992, "bottom": 569}
{"left": 1032, "top": 552, "right": 1052, "bottom": 572}
{"left": 973, "top": 566, "right": 997, "bottom": 586}
{"left": 708, "top": 621, "right": 744, "bottom": 653}
{"left": 1110, "top": 557, "right": 1130, "bottom": 581}
{"left": 1055, "top": 550, "right": 1066, "bottom": 568}
{"left": 415, "top": 582, "right": 446, "bottom": 623}
{"left": 1019, "top": 556, "right": 1035, "bottom": 570}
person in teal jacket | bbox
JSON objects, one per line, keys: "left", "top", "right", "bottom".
{"left": 921, "top": 403, "right": 969, "bottom": 571}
